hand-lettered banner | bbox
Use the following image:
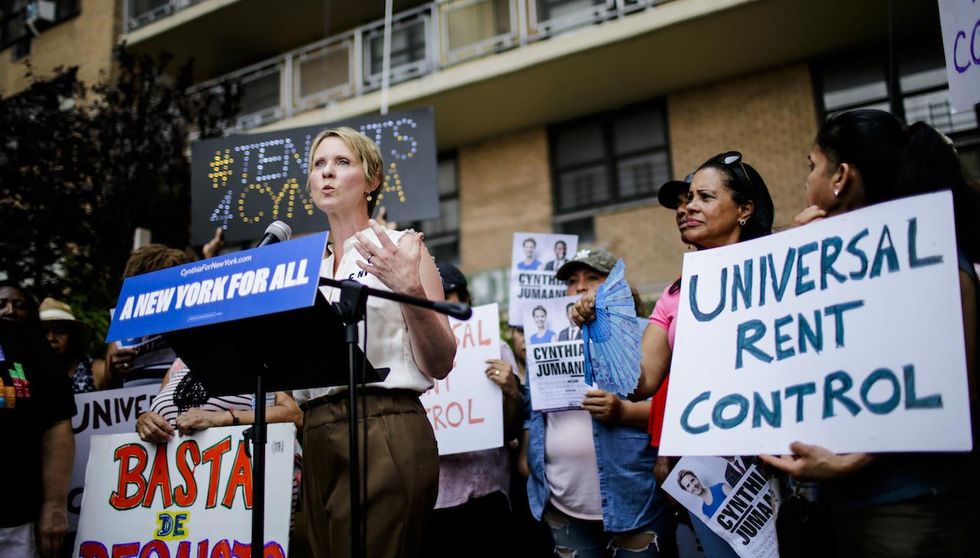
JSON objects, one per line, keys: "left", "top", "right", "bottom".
{"left": 190, "top": 107, "right": 439, "bottom": 244}
{"left": 508, "top": 233, "right": 578, "bottom": 326}
{"left": 421, "top": 303, "right": 503, "bottom": 455}
{"left": 939, "top": 0, "right": 980, "bottom": 112}
{"left": 106, "top": 232, "right": 326, "bottom": 341}
{"left": 663, "top": 457, "right": 779, "bottom": 558}
{"left": 660, "top": 192, "right": 971, "bottom": 455}
{"left": 68, "top": 385, "right": 159, "bottom": 532}
{"left": 73, "top": 424, "right": 294, "bottom": 558}
{"left": 524, "top": 295, "right": 589, "bottom": 411}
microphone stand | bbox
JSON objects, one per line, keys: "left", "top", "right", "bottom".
{"left": 319, "top": 277, "right": 470, "bottom": 558}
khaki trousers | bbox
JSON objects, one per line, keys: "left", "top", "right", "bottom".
{"left": 302, "top": 390, "right": 439, "bottom": 558}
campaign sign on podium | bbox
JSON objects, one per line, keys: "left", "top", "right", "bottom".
{"left": 106, "top": 233, "right": 327, "bottom": 342}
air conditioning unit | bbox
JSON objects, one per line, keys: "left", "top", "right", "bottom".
{"left": 24, "top": 0, "right": 57, "bottom": 36}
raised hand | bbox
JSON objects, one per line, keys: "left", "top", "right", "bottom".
{"left": 353, "top": 220, "right": 425, "bottom": 296}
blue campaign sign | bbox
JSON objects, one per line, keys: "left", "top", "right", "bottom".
{"left": 106, "top": 232, "right": 328, "bottom": 342}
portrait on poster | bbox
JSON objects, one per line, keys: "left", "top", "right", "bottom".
{"left": 508, "top": 233, "right": 578, "bottom": 326}
{"left": 523, "top": 295, "right": 589, "bottom": 411}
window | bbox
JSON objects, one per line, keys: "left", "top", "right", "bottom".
{"left": 549, "top": 102, "right": 670, "bottom": 232}
{"left": 1, "top": 0, "right": 80, "bottom": 55}
{"left": 364, "top": 14, "right": 429, "bottom": 89}
{"left": 815, "top": 39, "right": 978, "bottom": 136}
{"left": 408, "top": 155, "right": 459, "bottom": 266}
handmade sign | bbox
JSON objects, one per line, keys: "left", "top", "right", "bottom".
{"left": 660, "top": 192, "right": 971, "bottom": 455}
{"left": 420, "top": 303, "right": 503, "bottom": 455}
{"left": 68, "top": 385, "right": 159, "bottom": 532}
{"left": 74, "top": 424, "right": 295, "bottom": 558}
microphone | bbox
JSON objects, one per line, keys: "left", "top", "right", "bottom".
{"left": 432, "top": 301, "right": 473, "bottom": 320}
{"left": 255, "top": 220, "right": 292, "bottom": 248}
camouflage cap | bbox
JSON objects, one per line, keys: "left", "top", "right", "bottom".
{"left": 555, "top": 248, "right": 618, "bottom": 281}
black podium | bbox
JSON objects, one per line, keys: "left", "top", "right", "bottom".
{"left": 164, "top": 293, "right": 386, "bottom": 558}
{"left": 164, "top": 278, "right": 470, "bottom": 558}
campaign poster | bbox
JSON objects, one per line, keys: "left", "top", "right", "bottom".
{"left": 660, "top": 192, "right": 971, "bottom": 456}
{"left": 73, "top": 424, "right": 294, "bottom": 558}
{"left": 68, "top": 385, "right": 160, "bottom": 532}
{"left": 508, "top": 233, "right": 578, "bottom": 326}
{"left": 524, "top": 295, "right": 589, "bottom": 411}
{"left": 663, "top": 457, "right": 779, "bottom": 558}
{"left": 190, "top": 106, "right": 439, "bottom": 244}
{"left": 421, "top": 303, "right": 503, "bottom": 455}
{"left": 106, "top": 232, "right": 326, "bottom": 342}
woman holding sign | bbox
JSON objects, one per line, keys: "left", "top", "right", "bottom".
{"left": 760, "top": 110, "right": 979, "bottom": 557}
{"left": 626, "top": 152, "right": 774, "bottom": 558}
{"left": 300, "top": 127, "right": 456, "bottom": 558}
{"left": 521, "top": 248, "right": 675, "bottom": 558}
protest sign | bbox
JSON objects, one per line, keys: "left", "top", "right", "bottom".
{"left": 663, "top": 457, "right": 779, "bottom": 558}
{"left": 508, "top": 233, "right": 578, "bottom": 326}
{"left": 190, "top": 107, "right": 439, "bottom": 244}
{"left": 68, "top": 385, "right": 159, "bottom": 532}
{"left": 524, "top": 295, "right": 589, "bottom": 411}
{"left": 74, "top": 424, "right": 294, "bottom": 558}
{"left": 421, "top": 303, "right": 503, "bottom": 455}
{"left": 660, "top": 192, "right": 971, "bottom": 455}
{"left": 939, "top": 0, "right": 980, "bottom": 112}
{"left": 106, "top": 232, "right": 326, "bottom": 341}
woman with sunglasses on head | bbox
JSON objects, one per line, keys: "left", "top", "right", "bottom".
{"left": 627, "top": 151, "right": 775, "bottom": 558}
{"left": 760, "top": 109, "right": 979, "bottom": 558}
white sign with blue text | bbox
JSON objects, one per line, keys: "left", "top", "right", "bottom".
{"left": 939, "top": 0, "right": 980, "bottom": 111}
{"left": 106, "top": 233, "right": 327, "bottom": 341}
{"left": 660, "top": 192, "right": 971, "bottom": 456}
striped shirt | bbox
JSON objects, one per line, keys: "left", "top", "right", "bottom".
{"left": 149, "top": 359, "right": 272, "bottom": 425}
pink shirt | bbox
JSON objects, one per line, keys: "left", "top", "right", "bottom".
{"left": 647, "top": 282, "right": 679, "bottom": 447}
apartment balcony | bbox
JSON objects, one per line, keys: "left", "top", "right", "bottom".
{"left": 127, "top": 0, "right": 937, "bottom": 149}
{"left": 179, "top": 1, "right": 671, "bottom": 131}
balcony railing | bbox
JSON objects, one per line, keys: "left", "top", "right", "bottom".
{"left": 187, "top": 0, "right": 670, "bottom": 131}
{"left": 125, "top": 0, "right": 204, "bottom": 32}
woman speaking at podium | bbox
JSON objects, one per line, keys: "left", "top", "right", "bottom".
{"left": 300, "top": 127, "right": 456, "bottom": 558}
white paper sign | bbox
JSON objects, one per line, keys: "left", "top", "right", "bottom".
{"left": 68, "top": 385, "right": 159, "bottom": 532}
{"left": 524, "top": 295, "right": 589, "bottom": 411}
{"left": 421, "top": 303, "right": 503, "bottom": 455}
{"left": 661, "top": 192, "right": 971, "bottom": 455}
{"left": 508, "top": 233, "right": 578, "bottom": 326}
{"left": 939, "top": 0, "right": 980, "bottom": 112}
{"left": 74, "top": 424, "right": 294, "bottom": 558}
{"left": 663, "top": 457, "right": 779, "bottom": 558}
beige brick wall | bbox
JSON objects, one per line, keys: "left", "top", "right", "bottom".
{"left": 458, "top": 63, "right": 820, "bottom": 298}
{"left": 458, "top": 127, "right": 553, "bottom": 273}
{"left": 594, "top": 204, "right": 687, "bottom": 295}
{"left": 0, "top": 0, "right": 118, "bottom": 95}
{"left": 668, "top": 63, "right": 819, "bottom": 233}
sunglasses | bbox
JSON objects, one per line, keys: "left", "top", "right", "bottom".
{"left": 709, "top": 151, "right": 757, "bottom": 195}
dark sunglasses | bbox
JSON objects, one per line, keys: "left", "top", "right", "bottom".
{"left": 709, "top": 151, "right": 757, "bottom": 195}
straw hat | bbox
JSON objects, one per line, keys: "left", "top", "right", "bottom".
{"left": 39, "top": 298, "right": 86, "bottom": 332}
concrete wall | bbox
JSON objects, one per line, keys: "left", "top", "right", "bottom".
{"left": 456, "top": 63, "right": 820, "bottom": 299}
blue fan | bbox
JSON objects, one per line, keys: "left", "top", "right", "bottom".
{"left": 582, "top": 259, "right": 644, "bottom": 397}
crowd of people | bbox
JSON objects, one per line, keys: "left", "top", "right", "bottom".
{"left": 1, "top": 108, "right": 978, "bottom": 558}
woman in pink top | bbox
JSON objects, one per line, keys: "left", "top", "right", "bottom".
{"left": 632, "top": 152, "right": 775, "bottom": 557}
